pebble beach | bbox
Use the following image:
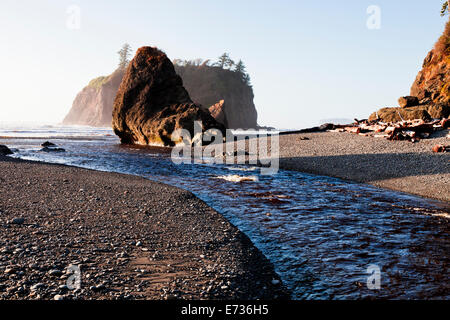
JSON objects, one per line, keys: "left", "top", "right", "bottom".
{"left": 0, "top": 156, "right": 288, "bottom": 300}
{"left": 278, "top": 130, "right": 449, "bottom": 202}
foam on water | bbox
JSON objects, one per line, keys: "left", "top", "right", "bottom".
{"left": 214, "top": 174, "right": 259, "bottom": 182}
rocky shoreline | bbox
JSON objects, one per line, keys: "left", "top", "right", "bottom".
{"left": 0, "top": 156, "right": 288, "bottom": 300}
{"left": 220, "top": 128, "right": 450, "bottom": 203}
{"left": 277, "top": 130, "right": 450, "bottom": 203}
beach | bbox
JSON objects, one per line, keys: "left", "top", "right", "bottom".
{"left": 225, "top": 129, "right": 449, "bottom": 203}
{"left": 0, "top": 156, "right": 288, "bottom": 300}
{"left": 277, "top": 131, "right": 449, "bottom": 202}
{"left": 1, "top": 128, "right": 449, "bottom": 300}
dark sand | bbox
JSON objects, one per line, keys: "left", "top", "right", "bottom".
{"left": 0, "top": 156, "right": 288, "bottom": 300}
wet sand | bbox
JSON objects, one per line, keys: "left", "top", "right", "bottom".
{"left": 0, "top": 156, "right": 288, "bottom": 300}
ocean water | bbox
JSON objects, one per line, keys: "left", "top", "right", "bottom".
{"left": 1, "top": 124, "right": 449, "bottom": 299}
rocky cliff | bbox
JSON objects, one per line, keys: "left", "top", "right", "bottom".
{"left": 63, "top": 69, "right": 124, "bottom": 126}
{"left": 64, "top": 60, "right": 258, "bottom": 129}
{"left": 369, "top": 18, "right": 450, "bottom": 122}
{"left": 410, "top": 19, "right": 450, "bottom": 106}
{"left": 174, "top": 65, "right": 258, "bottom": 129}
{"left": 112, "top": 47, "right": 225, "bottom": 146}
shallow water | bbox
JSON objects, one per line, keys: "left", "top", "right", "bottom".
{"left": 1, "top": 125, "right": 449, "bottom": 299}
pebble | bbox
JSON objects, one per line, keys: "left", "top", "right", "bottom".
{"left": 90, "top": 284, "right": 105, "bottom": 292}
{"left": 48, "top": 269, "right": 62, "bottom": 276}
{"left": 4, "top": 267, "right": 16, "bottom": 274}
{"left": 10, "top": 217, "right": 25, "bottom": 225}
{"left": 54, "top": 294, "right": 64, "bottom": 301}
{"left": 29, "top": 263, "right": 40, "bottom": 270}
{"left": 30, "top": 283, "right": 45, "bottom": 291}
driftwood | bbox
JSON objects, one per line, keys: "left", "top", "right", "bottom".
{"left": 328, "top": 118, "right": 449, "bottom": 143}
{"left": 281, "top": 118, "right": 449, "bottom": 144}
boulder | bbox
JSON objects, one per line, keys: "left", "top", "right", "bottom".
{"left": 208, "top": 100, "right": 228, "bottom": 128}
{"left": 319, "top": 123, "right": 335, "bottom": 131}
{"left": 41, "top": 141, "right": 56, "bottom": 147}
{"left": 0, "top": 145, "right": 13, "bottom": 156}
{"left": 398, "top": 96, "right": 419, "bottom": 108}
{"left": 369, "top": 107, "right": 432, "bottom": 122}
{"left": 40, "top": 147, "right": 66, "bottom": 152}
{"left": 112, "top": 47, "right": 226, "bottom": 146}
{"left": 425, "top": 104, "right": 450, "bottom": 119}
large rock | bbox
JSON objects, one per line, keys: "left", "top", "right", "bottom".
{"left": 112, "top": 47, "right": 225, "bottom": 146}
{"left": 175, "top": 64, "right": 258, "bottom": 129}
{"left": 63, "top": 69, "right": 125, "bottom": 127}
{"left": 0, "top": 145, "right": 13, "bottom": 156}
{"left": 369, "top": 103, "right": 450, "bottom": 123}
{"left": 208, "top": 100, "right": 228, "bottom": 128}
{"left": 410, "top": 19, "right": 449, "bottom": 106}
{"left": 369, "top": 107, "right": 432, "bottom": 122}
{"left": 426, "top": 103, "right": 450, "bottom": 119}
{"left": 398, "top": 96, "right": 419, "bottom": 108}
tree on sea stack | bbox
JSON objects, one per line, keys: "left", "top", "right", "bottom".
{"left": 234, "top": 60, "right": 246, "bottom": 74}
{"left": 118, "top": 43, "right": 132, "bottom": 69}
{"left": 217, "top": 53, "right": 234, "bottom": 69}
{"left": 243, "top": 73, "right": 252, "bottom": 87}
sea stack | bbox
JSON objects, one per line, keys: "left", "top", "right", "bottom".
{"left": 174, "top": 64, "right": 258, "bottom": 129}
{"left": 112, "top": 47, "right": 225, "bottom": 146}
{"left": 63, "top": 69, "right": 125, "bottom": 127}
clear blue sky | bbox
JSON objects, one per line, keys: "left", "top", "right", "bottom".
{"left": 0, "top": 0, "right": 447, "bottom": 129}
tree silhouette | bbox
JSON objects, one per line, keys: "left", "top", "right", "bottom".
{"left": 174, "top": 53, "right": 252, "bottom": 86}
{"left": 118, "top": 43, "right": 132, "bottom": 69}
{"left": 216, "top": 53, "right": 235, "bottom": 69}
{"left": 234, "top": 60, "right": 246, "bottom": 74}
{"left": 217, "top": 53, "right": 229, "bottom": 68}
{"left": 442, "top": 1, "right": 449, "bottom": 16}
{"left": 243, "top": 73, "right": 252, "bottom": 86}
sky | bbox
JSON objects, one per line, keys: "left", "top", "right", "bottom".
{"left": 0, "top": 0, "right": 447, "bottom": 129}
